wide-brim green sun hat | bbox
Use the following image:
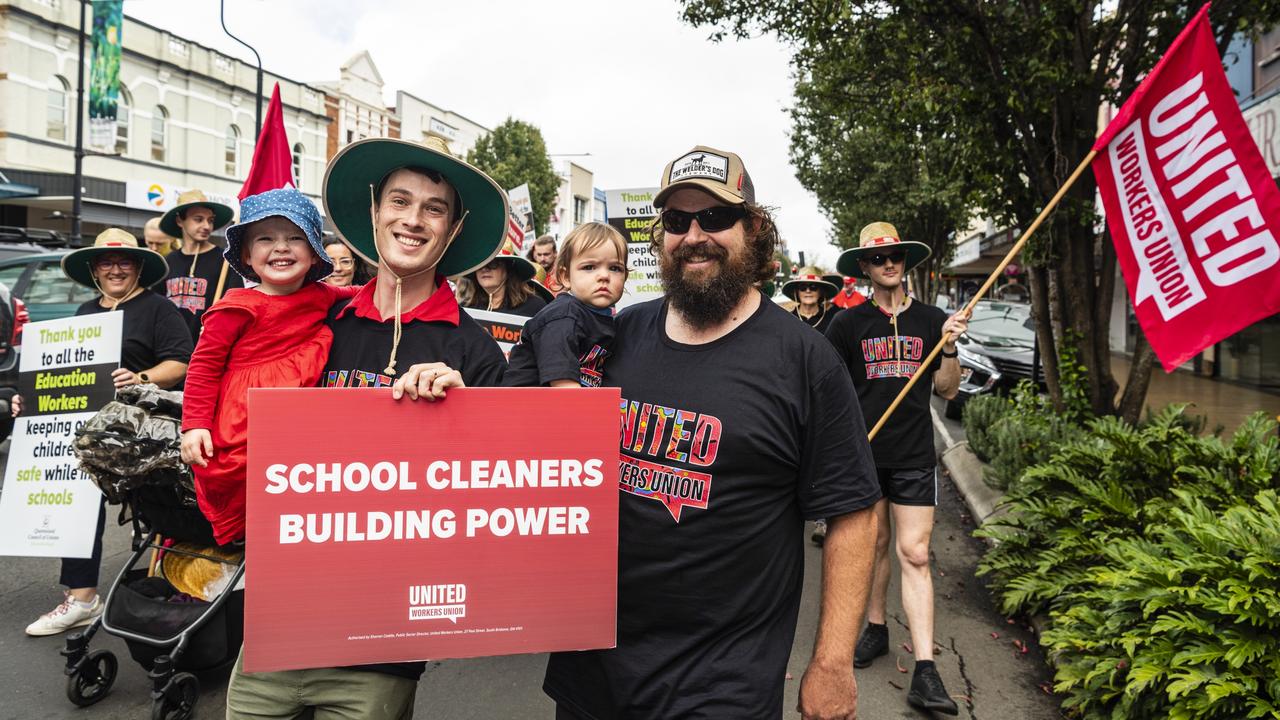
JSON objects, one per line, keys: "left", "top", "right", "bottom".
{"left": 158, "top": 189, "right": 235, "bottom": 238}
{"left": 323, "top": 137, "right": 510, "bottom": 278}
{"left": 62, "top": 228, "right": 169, "bottom": 290}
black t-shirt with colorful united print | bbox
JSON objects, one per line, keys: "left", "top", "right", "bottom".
{"left": 164, "top": 247, "right": 244, "bottom": 340}
{"left": 543, "top": 293, "right": 880, "bottom": 720}
{"left": 825, "top": 299, "right": 947, "bottom": 469}
{"left": 502, "top": 294, "right": 613, "bottom": 387}
{"left": 321, "top": 298, "right": 506, "bottom": 391}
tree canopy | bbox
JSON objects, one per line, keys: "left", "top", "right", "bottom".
{"left": 682, "top": 0, "right": 1280, "bottom": 420}
{"left": 467, "top": 117, "right": 559, "bottom": 236}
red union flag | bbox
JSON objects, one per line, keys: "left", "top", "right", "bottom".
{"left": 239, "top": 84, "right": 295, "bottom": 200}
{"left": 1093, "top": 3, "right": 1280, "bottom": 371}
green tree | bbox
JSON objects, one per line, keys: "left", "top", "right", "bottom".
{"left": 466, "top": 117, "right": 558, "bottom": 236}
{"left": 788, "top": 32, "right": 974, "bottom": 305}
{"left": 681, "top": 0, "right": 1280, "bottom": 421}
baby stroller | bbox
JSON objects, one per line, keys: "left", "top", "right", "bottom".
{"left": 63, "top": 384, "right": 245, "bottom": 720}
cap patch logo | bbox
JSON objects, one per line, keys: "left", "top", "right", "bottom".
{"left": 669, "top": 151, "right": 729, "bottom": 185}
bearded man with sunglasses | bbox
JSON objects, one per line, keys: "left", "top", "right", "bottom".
{"left": 543, "top": 146, "right": 880, "bottom": 720}
{"left": 821, "top": 221, "right": 968, "bottom": 716}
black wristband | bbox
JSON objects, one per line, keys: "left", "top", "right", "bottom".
{"left": 941, "top": 348, "right": 958, "bottom": 358}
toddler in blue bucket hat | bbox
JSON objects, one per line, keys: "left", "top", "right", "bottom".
{"left": 179, "top": 187, "right": 360, "bottom": 544}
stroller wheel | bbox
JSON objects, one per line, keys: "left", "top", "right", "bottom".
{"left": 151, "top": 671, "right": 199, "bottom": 720}
{"left": 66, "top": 649, "right": 117, "bottom": 706}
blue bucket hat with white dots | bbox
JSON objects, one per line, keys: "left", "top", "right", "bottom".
{"left": 223, "top": 187, "right": 332, "bottom": 283}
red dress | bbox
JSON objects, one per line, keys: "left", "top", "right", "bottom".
{"left": 183, "top": 282, "right": 359, "bottom": 544}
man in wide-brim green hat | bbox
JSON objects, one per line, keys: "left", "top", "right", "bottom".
{"left": 225, "top": 136, "right": 511, "bottom": 720}
{"left": 323, "top": 136, "right": 509, "bottom": 277}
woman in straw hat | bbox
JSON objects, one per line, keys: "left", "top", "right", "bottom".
{"left": 21, "top": 228, "right": 193, "bottom": 638}
{"left": 456, "top": 239, "right": 548, "bottom": 317}
{"left": 781, "top": 266, "right": 840, "bottom": 334}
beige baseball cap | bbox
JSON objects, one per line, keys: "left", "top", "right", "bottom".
{"left": 653, "top": 145, "right": 756, "bottom": 208}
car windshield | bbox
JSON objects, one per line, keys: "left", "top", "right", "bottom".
{"left": 966, "top": 302, "right": 1036, "bottom": 348}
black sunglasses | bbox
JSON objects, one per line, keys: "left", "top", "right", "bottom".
{"left": 796, "top": 284, "right": 822, "bottom": 293}
{"left": 866, "top": 251, "right": 906, "bottom": 267}
{"left": 661, "top": 206, "right": 748, "bottom": 234}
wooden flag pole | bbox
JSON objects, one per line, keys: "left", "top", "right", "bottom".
{"left": 867, "top": 149, "right": 1099, "bottom": 441}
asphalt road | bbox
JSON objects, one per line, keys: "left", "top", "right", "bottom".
{"left": 0, "top": 406, "right": 1061, "bottom": 719}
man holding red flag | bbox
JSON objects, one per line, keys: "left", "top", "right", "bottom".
{"left": 1093, "top": 2, "right": 1280, "bottom": 371}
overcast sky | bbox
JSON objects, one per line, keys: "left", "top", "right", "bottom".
{"left": 125, "top": 0, "right": 838, "bottom": 268}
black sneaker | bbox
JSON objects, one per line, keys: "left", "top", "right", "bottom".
{"left": 908, "top": 661, "right": 959, "bottom": 715}
{"left": 853, "top": 622, "right": 889, "bottom": 668}
{"left": 810, "top": 520, "right": 827, "bottom": 547}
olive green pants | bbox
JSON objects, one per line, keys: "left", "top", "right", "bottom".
{"left": 226, "top": 646, "right": 416, "bottom": 720}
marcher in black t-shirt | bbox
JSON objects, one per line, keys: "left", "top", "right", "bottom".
{"left": 544, "top": 146, "right": 880, "bottom": 720}
{"left": 824, "top": 221, "right": 969, "bottom": 716}
{"left": 223, "top": 136, "right": 510, "bottom": 718}
{"left": 782, "top": 265, "right": 839, "bottom": 335}
{"left": 159, "top": 189, "right": 243, "bottom": 339}
{"left": 456, "top": 239, "right": 547, "bottom": 317}
{"left": 21, "top": 229, "right": 192, "bottom": 639}
{"left": 504, "top": 222, "right": 627, "bottom": 388}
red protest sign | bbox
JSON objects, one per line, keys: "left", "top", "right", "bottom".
{"left": 1092, "top": 3, "right": 1280, "bottom": 371}
{"left": 244, "top": 387, "right": 619, "bottom": 672}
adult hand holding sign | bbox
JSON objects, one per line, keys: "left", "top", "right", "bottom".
{"left": 391, "top": 362, "right": 464, "bottom": 401}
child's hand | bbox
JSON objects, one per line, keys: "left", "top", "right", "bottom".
{"left": 181, "top": 429, "right": 214, "bottom": 468}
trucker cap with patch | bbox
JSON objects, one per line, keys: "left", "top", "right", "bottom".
{"left": 653, "top": 145, "right": 755, "bottom": 208}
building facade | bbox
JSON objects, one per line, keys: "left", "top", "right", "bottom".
{"left": 547, "top": 160, "right": 595, "bottom": 241}
{"left": 0, "top": 0, "right": 330, "bottom": 241}
{"left": 314, "top": 51, "right": 399, "bottom": 162}
{"left": 396, "top": 90, "right": 487, "bottom": 159}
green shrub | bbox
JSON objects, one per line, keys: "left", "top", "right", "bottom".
{"left": 963, "top": 380, "right": 1086, "bottom": 490}
{"left": 961, "top": 392, "right": 1009, "bottom": 463}
{"left": 1043, "top": 489, "right": 1280, "bottom": 719}
{"left": 976, "top": 409, "right": 1280, "bottom": 719}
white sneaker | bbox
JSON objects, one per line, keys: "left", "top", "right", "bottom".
{"left": 25, "top": 593, "right": 102, "bottom": 637}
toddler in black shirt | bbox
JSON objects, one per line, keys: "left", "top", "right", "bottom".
{"left": 502, "top": 222, "right": 627, "bottom": 387}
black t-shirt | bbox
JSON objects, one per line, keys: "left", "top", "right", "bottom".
{"left": 825, "top": 299, "right": 947, "bottom": 468}
{"left": 164, "top": 247, "right": 244, "bottom": 340}
{"left": 543, "top": 294, "right": 880, "bottom": 720}
{"left": 464, "top": 294, "right": 547, "bottom": 319}
{"left": 503, "top": 294, "right": 614, "bottom": 387}
{"left": 789, "top": 304, "right": 836, "bottom": 335}
{"left": 506, "top": 294, "right": 546, "bottom": 318}
{"left": 322, "top": 303, "right": 506, "bottom": 390}
{"left": 76, "top": 290, "right": 194, "bottom": 382}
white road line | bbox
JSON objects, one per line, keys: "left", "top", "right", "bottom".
{"left": 931, "top": 404, "right": 957, "bottom": 449}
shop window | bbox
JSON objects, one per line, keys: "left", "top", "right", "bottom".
{"left": 292, "top": 143, "right": 304, "bottom": 187}
{"left": 47, "top": 76, "right": 70, "bottom": 141}
{"left": 152, "top": 105, "right": 168, "bottom": 162}
{"left": 225, "top": 125, "right": 240, "bottom": 176}
{"left": 114, "top": 87, "right": 131, "bottom": 155}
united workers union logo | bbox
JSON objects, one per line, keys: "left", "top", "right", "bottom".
{"left": 408, "top": 583, "right": 467, "bottom": 623}
{"left": 618, "top": 399, "right": 722, "bottom": 522}
{"left": 147, "top": 184, "right": 165, "bottom": 207}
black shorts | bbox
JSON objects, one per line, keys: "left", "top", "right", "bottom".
{"left": 877, "top": 465, "right": 938, "bottom": 507}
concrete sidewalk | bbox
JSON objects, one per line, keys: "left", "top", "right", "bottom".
{"left": 1111, "top": 354, "right": 1280, "bottom": 434}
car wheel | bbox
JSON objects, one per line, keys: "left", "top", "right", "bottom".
{"left": 944, "top": 397, "right": 965, "bottom": 421}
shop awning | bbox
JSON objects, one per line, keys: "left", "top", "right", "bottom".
{"left": 0, "top": 180, "right": 39, "bottom": 199}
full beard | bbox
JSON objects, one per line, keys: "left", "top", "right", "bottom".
{"left": 660, "top": 241, "right": 761, "bottom": 330}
